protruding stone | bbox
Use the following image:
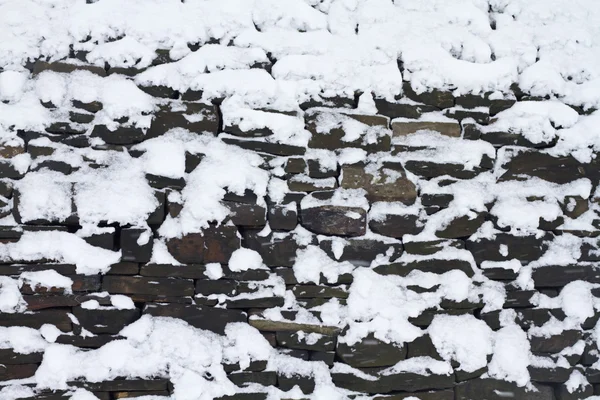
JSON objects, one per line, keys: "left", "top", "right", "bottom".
{"left": 336, "top": 334, "right": 407, "bottom": 368}
{"left": 301, "top": 205, "right": 366, "bottom": 237}
{"left": 341, "top": 163, "right": 417, "bottom": 204}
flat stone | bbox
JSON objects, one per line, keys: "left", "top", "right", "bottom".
{"left": 403, "top": 159, "right": 490, "bottom": 179}
{"left": 374, "top": 98, "right": 438, "bottom": 119}
{"left": 268, "top": 204, "right": 298, "bottom": 231}
{"left": 291, "top": 285, "right": 348, "bottom": 299}
{"left": 137, "top": 84, "right": 178, "bottom": 99}
{"left": 166, "top": 233, "right": 204, "bottom": 264}
{"left": 70, "top": 379, "right": 169, "bottom": 392}
{"left": 121, "top": 228, "right": 153, "bottom": 263}
{"left": 320, "top": 238, "right": 403, "bottom": 266}
{"left": 72, "top": 306, "right": 141, "bottom": 334}
{"left": 392, "top": 120, "right": 461, "bottom": 137}
{"left": 530, "top": 330, "right": 582, "bottom": 353}
{"left": 144, "top": 303, "right": 246, "bottom": 334}
{"left": 455, "top": 379, "right": 555, "bottom": 400}
{"left": 91, "top": 125, "right": 145, "bottom": 145}
{"left": 277, "top": 374, "right": 315, "bottom": 394}
{"left": 203, "top": 225, "right": 240, "bottom": 263}
{"left": 373, "top": 390, "right": 454, "bottom": 400}
{"left": 528, "top": 365, "right": 572, "bottom": 383}
{"left": 228, "top": 371, "right": 277, "bottom": 387}
{"left": 402, "top": 82, "right": 454, "bottom": 109}
{"left": 276, "top": 331, "right": 336, "bottom": 352}
{"left": 532, "top": 264, "right": 600, "bottom": 287}
{"left": 306, "top": 111, "right": 391, "bottom": 152}
{"left": 435, "top": 212, "right": 486, "bottom": 238}
{"left": 0, "top": 309, "right": 71, "bottom": 331}
{"left": 248, "top": 318, "right": 341, "bottom": 335}
{"left": 0, "top": 364, "right": 38, "bottom": 381}
{"left": 369, "top": 213, "right": 423, "bottom": 238}
{"left": 140, "top": 264, "right": 206, "bottom": 279}
{"left": 225, "top": 201, "right": 267, "bottom": 227}
{"left": 56, "top": 334, "right": 124, "bottom": 349}
{"left": 375, "top": 258, "right": 474, "bottom": 277}
{"left": 301, "top": 205, "right": 366, "bottom": 237}
{"left": 222, "top": 137, "right": 306, "bottom": 156}
{"left": 72, "top": 100, "right": 103, "bottom": 113}
{"left": 340, "top": 163, "right": 417, "bottom": 204}
{"left": 0, "top": 349, "right": 43, "bottom": 364}
{"left": 332, "top": 368, "right": 454, "bottom": 394}
{"left": 102, "top": 276, "right": 195, "bottom": 296}
{"left": 242, "top": 231, "right": 304, "bottom": 267}
{"left": 336, "top": 334, "right": 406, "bottom": 368}
{"left": 499, "top": 150, "right": 586, "bottom": 184}
{"left": 466, "top": 233, "right": 551, "bottom": 264}
{"left": 33, "top": 61, "right": 106, "bottom": 76}
{"left": 0, "top": 160, "right": 26, "bottom": 179}
{"left": 309, "top": 351, "right": 335, "bottom": 366}
{"left": 147, "top": 103, "right": 218, "bottom": 137}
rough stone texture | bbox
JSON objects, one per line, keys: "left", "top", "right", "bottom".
{"left": 300, "top": 205, "right": 366, "bottom": 236}
{"left": 340, "top": 163, "right": 417, "bottom": 204}
{"left": 392, "top": 120, "right": 461, "bottom": 137}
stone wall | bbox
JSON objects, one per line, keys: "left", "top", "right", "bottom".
{"left": 0, "top": 55, "right": 599, "bottom": 400}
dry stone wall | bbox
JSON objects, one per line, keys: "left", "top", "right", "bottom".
{"left": 0, "top": 2, "right": 600, "bottom": 399}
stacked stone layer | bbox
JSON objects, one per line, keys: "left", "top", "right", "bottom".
{"left": 0, "top": 26, "right": 599, "bottom": 400}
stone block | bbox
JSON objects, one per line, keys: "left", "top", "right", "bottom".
{"left": 143, "top": 303, "right": 246, "bottom": 334}
{"left": 340, "top": 163, "right": 417, "bottom": 204}
{"left": 102, "top": 276, "right": 195, "bottom": 296}
{"left": 300, "top": 205, "right": 366, "bottom": 237}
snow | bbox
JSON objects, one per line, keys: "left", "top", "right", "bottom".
{"left": 228, "top": 248, "right": 266, "bottom": 272}
{"left": 429, "top": 314, "right": 494, "bottom": 373}
{"left": 0, "top": 276, "right": 26, "bottom": 313}
{"left": 19, "top": 270, "right": 74, "bottom": 294}
{"left": 0, "top": 231, "right": 121, "bottom": 274}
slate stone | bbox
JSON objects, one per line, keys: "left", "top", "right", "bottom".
{"left": 444, "top": 107, "right": 489, "bottom": 124}
{"left": 71, "top": 306, "right": 140, "bottom": 335}
{"left": 481, "top": 130, "right": 556, "bottom": 148}
{"left": 435, "top": 212, "right": 486, "bottom": 238}
{"left": 374, "top": 258, "right": 474, "bottom": 277}
{"left": 532, "top": 264, "right": 600, "bottom": 287}
{"left": 287, "top": 175, "right": 337, "bottom": 192}
{"left": 143, "top": 303, "right": 246, "bottom": 334}
{"left": 301, "top": 205, "right": 366, "bottom": 237}
{"left": 410, "top": 309, "right": 474, "bottom": 328}
{"left": 45, "top": 122, "right": 87, "bottom": 135}
{"left": 0, "top": 263, "right": 77, "bottom": 275}
{"left": 33, "top": 61, "right": 106, "bottom": 76}
{"left": 225, "top": 297, "right": 285, "bottom": 309}
{"left": 195, "top": 280, "right": 254, "bottom": 297}
{"left": 203, "top": 225, "right": 240, "bottom": 263}
{"left": 121, "top": 228, "right": 153, "bottom": 263}
{"left": 307, "top": 159, "right": 338, "bottom": 178}
{"left": 20, "top": 274, "right": 101, "bottom": 294}
{"left": 466, "top": 233, "right": 551, "bottom": 264}
{"left": 248, "top": 319, "right": 341, "bottom": 336}
{"left": 276, "top": 331, "right": 336, "bottom": 352}
{"left": 0, "top": 310, "right": 71, "bottom": 331}
{"left": 530, "top": 330, "right": 582, "bottom": 354}
{"left": 166, "top": 233, "right": 204, "bottom": 264}
{"left": 284, "top": 157, "right": 307, "bottom": 174}
{"left": 504, "top": 290, "right": 536, "bottom": 308}
{"left": 369, "top": 213, "right": 423, "bottom": 238}
{"left": 499, "top": 150, "right": 586, "bottom": 184}
{"left": 223, "top": 360, "right": 268, "bottom": 373}
{"left": 91, "top": 125, "right": 145, "bottom": 145}
{"left": 225, "top": 201, "right": 267, "bottom": 227}
{"left": 216, "top": 394, "right": 268, "bottom": 400}
{"left": 402, "top": 82, "right": 454, "bottom": 109}
{"left": 332, "top": 369, "right": 454, "bottom": 394}
{"left": 71, "top": 379, "right": 169, "bottom": 392}
{"left": 407, "top": 334, "right": 443, "bottom": 360}
{"left": 528, "top": 365, "right": 572, "bottom": 383}
{"left": 555, "top": 383, "right": 593, "bottom": 400}
{"left": 0, "top": 364, "right": 38, "bottom": 381}
{"left": 341, "top": 163, "right": 417, "bottom": 204}
{"left": 242, "top": 232, "right": 303, "bottom": 267}
{"left": 69, "top": 111, "right": 95, "bottom": 124}
{"left": 392, "top": 120, "right": 461, "bottom": 137}
{"left": 292, "top": 285, "right": 348, "bottom": 299}
{"left": 489, "top": 98, "right": 516, "bottom": 116}
{"left": 336, "top": 334, "right": 407, "bottom": 367}
{"left": 138, "top": 84, "right": 178, "bottom": 99}
{"left": 299, "top": 94, "right": 355, "bottom": 110}
{"left": 0, "top": 143, "right": 24, "bottom": 158}
{"left": 147, "top": 103, "right": 218, "bottom": 137}
{"left": 81, "top": 230, "right": 115, "bottom": 250}
{"left": 320, "top": 238, "right": 403, "bottom": 267}
{"left": 374, "top": 98, "right": 438, "bottom": 119}
{"left": 403, "top": 159, "right": 490, "bottom": 180}
{"left": 102, "top": 276, "right": 195, "bottom": 296}
{"left": 228, "top": 371, "right": 277, "bottom": 387}
{"left": 306, "top": 111, "right": 391, "bottom": 152}
{"left": 373, "top": 390, "right": 454, "bottom": 400}
{"left": 222, "top": 137, "right": 306, "bottom": 156}
{"left": 107, "top": 262, "right": 140, "bottom": 275}
{"left": 309, "top": 351, "right": 335, "bottom": 366}
{"left": 0, "top": 160, "right": 26, "bottom": 179}
{"left": 455, "top": 379, "right": 555, "bottom": 400}
{"left": 277, "top": 374, "right": 315, "bottom": 394}
{"left": 139, "top": 264, "right": 205, "bottom": 279}
{"left": 0, "top": 349, "right": 43, "bottom": 364}
{"left": 146, "top": 174, "right": 185, "bottom": 190}
{"left": 72, "top": 100, "right": 103, "bottom": 113}
{"left": 268, "top": 204, "right": 298, "bottom": 231}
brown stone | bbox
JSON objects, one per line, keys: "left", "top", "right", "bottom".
{"left": 341, "top": 164, "right": 417, "bottom": 204}
{"left": 166, "top": 233, "right": 204, "bottom": 264}
{"left": 391, "top": 120, "right": 461, "bottom": 138}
